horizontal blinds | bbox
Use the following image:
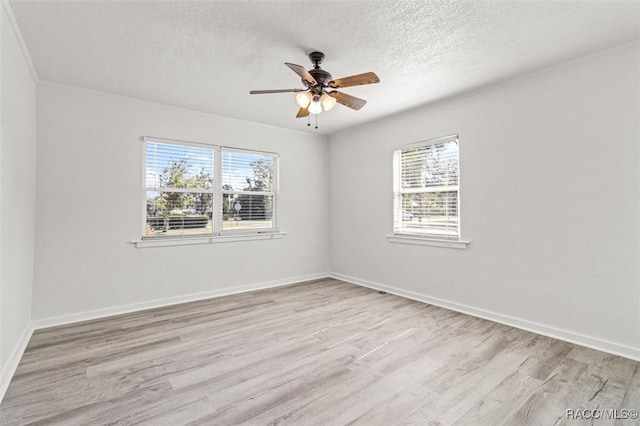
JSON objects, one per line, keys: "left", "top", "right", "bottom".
{"left": 221, "top": 148, "right": 277, "bottom": 231}
{"left": 393, "top": 138, "right": 460, "bottom": 238}
{"left": 221, "top": 149, "right": 276, "bottom": 193}
{"left": 400, "top": 143, "right": 458, "bottom": 189}
{"left": 221, "top": 194, "right": 274, "bottom": 230}
{"left": 146, "top": 141, "right": 213, "bottom": 191}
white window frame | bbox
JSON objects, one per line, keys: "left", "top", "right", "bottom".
{"left": 136, "top": 137, "right": 282, "bottom": 248}
{"left": 388, "top": 134, "right": 469, "bottom": 249}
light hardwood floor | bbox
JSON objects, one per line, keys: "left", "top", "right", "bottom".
{"left": 1, "top": 278, "right": 638, "bottom": 425}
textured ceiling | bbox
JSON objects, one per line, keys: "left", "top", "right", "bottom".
{"left": 9, "top": 0, "right": 640, "bottom": 135}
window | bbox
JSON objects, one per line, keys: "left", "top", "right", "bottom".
{"left": 393, "top": 135, "right": 460, "bottom": 239}
{"left": 145, "top": 140, "right": 214, "bottom": 238}
{"left": 143, "top": 137, "right": 278, "bottom": 240}
{"left": 221, "top": 148, "right": 277, "bottom": 232}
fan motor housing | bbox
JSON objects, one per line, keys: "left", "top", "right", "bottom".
{"left": 308, "top": 68, "right": 333, "bottom": 87}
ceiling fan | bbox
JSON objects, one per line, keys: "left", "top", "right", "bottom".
{"left": 249, "top": 51, "right": 380, "bottom": 119}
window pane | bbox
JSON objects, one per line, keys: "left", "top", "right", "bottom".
{"left": 146, "top": 142, "right": 213, "bottom": 190}
{"left": 400, "top": 191, "right": 459, "bottom": 236}
{"left": 401, "top": 141, "right": 458, "bottom": 190}
{"left": 222, "top": 150, "right": 274, "bottom": 192}
{"left": 145, "top": 191, "right": 213, "bottom": 237}
{"left": 222, "top": 194, "right": 273, "bottom": 230}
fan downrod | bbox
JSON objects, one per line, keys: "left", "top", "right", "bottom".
{"left": 309, "top": 51, "right": 325, "bottom": 69}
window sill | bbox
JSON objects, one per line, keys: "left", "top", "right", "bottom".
{"left": 132, "top": 232, "right": 286, "bottom": 248}
{"left": 387, "top": 234, "right": 469, "bottom": 249}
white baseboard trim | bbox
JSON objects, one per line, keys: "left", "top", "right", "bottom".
{"left": 330, "top": 272, "right": 640, "bottom": 362}
{"left": 0, "top": 322, "right": 34, "bottom": 403}
{"left": 32, "top": 272, "right": 330, "bottom": 330}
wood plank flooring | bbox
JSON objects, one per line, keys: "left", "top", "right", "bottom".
{"left": 1, "top": 278, "right": 638, "bottom": 425}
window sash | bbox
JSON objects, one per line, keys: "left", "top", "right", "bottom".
{"left": 219, "top": 147, "right": 278, "bottom": 235}
{"left": 144, "top": 189, "right": 214, "bottom": 239}
{"left": 393, "top": 135, "right": 460, "bottom": 239}
{"left": 142, "top": 137, "right": 279, "bottom": 239}
{"left": 221, "top": 193, "right": 275, "bottom": 232}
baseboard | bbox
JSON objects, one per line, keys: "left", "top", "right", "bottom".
{"left": 32, "top": 272, "right": 330, "bottom": 330}
{"left": 0, "top": 323, "right": 34, "bottom": 403}
{"left": 330, "top": 272, "right": 640, "bottom": 362}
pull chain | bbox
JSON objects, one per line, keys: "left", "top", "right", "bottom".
{"left": 306, "top": 114, "right": 319, "bottom": 130}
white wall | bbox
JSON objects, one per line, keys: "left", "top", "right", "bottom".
{"left": 0, "top": 2, "right": 37, "bottom": 386}
{"left": 33, "top": 83, "right": 329, "bottom": 320}
{"left": 329, "top": 43, "right": 640, "bottom": 357}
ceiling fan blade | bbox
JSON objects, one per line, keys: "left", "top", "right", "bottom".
{"left": 328, "top": 72, "right": 380, "bottom": 88}
{"left": 329, "top": 91, "right": 367, "bottom": 110}
{"left": 249, "top": 89, "right": 304, "bottom": 94}
{"left": 285, "top": 63, "right": 317, "bottom": 86}
{"left": 296, "top": 106, "right": 310, "bottom": 118}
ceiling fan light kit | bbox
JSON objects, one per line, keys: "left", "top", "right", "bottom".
{"left": 250, "top": 51, "right": 380, "bottom": 128}
{"left": 320, "top": 93, "right": 337, "bottom": 111}
{"left": 296, "top": 92, "right": 312, "bottom": 108}
{"left": 308, "top": 99, "right": 323, "bottom": 114}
